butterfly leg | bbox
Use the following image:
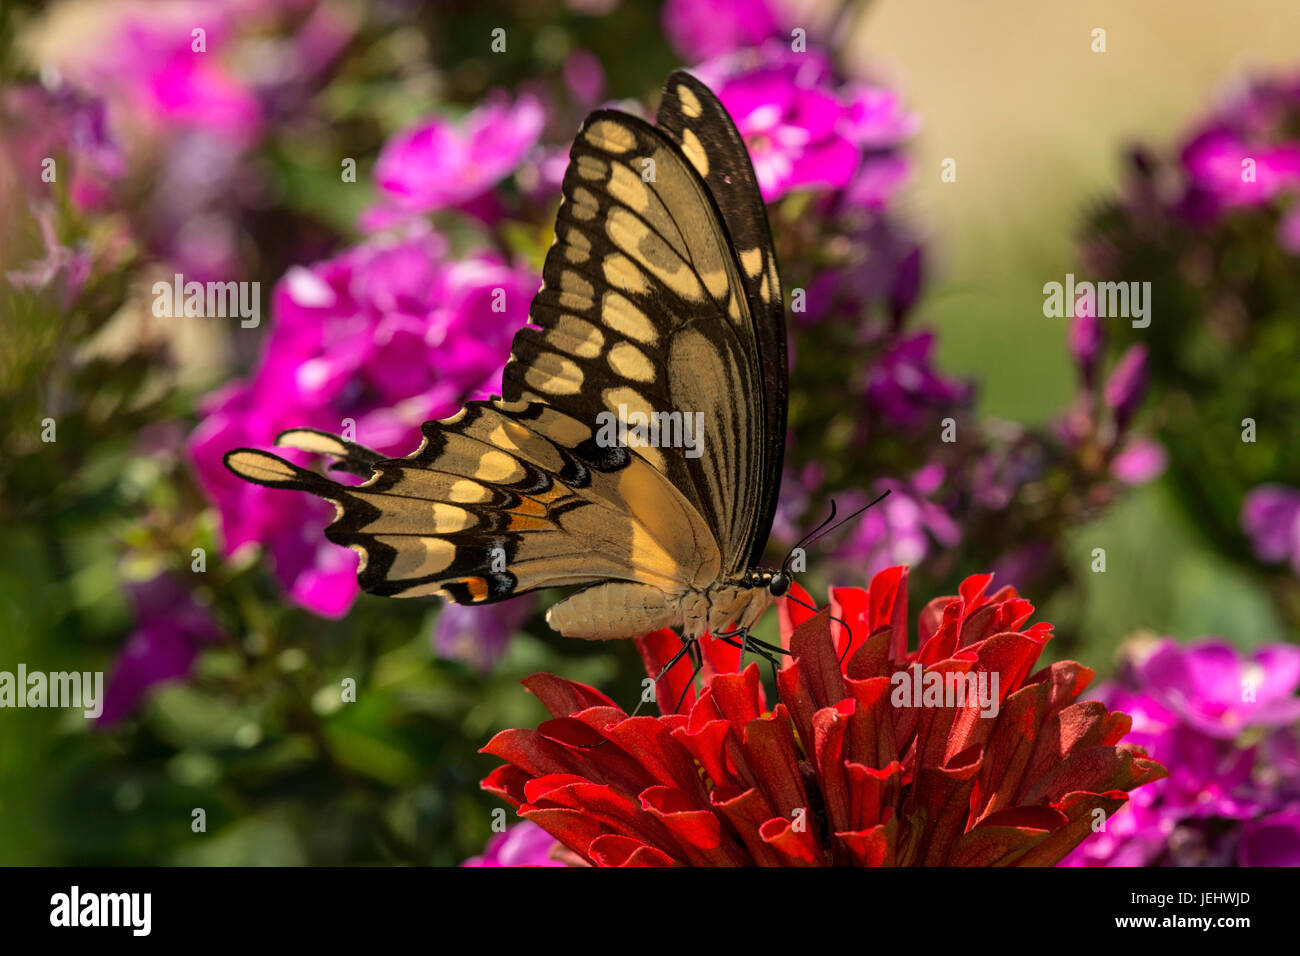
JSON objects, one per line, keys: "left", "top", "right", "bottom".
{"left": 628, "top": 634, "right": 698, "bottom": 719}
{"left": 671, "top": 638, "right": 705, "bottom": 714}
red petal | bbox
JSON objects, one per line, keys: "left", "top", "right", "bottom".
{"left": 971, "top": 682, "right": 1050, "bottom": 820}
{"left": 523, "top": 673, "right": 620, "bottom": 718}
{"left": 481, "top": 764, "right": 530, "bottom": 807}
{"left": 949, "top": 807, "right": 1063, "bottom": 866}
{"left": 1014, "top": 791, "right": 1129, "bottom": 866}
{"left": 600, "top": 715, "right": 710, "bottom": 804}
{"left": 845, "top": 760, "right": 902, "bottom": 830}
{"left": 528, "top": 779, "right": 676, "bottom": 851}
{"left": 640, "top": 786, "right": 745, "bottom": 866}
{"left": 845, "top": 675, "right": 898, "bottom": 770}
{"left": 813, "top": 700, "right": 856, "bottom": 834}
{"left": 788, "top": 606, "right": 846, "bottom": 709}
{"left": 520, "top": 806, "right": 608, "bottom": 863}
{"left": 739, "top": 706, "right": 808, "bottom": 818}
{"left": 917, "top": 595, "right": 955, "bottom": 647}
{"left": 917, "top": 600, "right": 963, "bottom": 666}
{"left": 912, "top": 744, "right": 983, "bottom": 865}
{"left": 588, "top": 833, "right": 682, "bottom": 866}
{"left": 1019, "top": 744, "right": 1168, "bottom": 806}
{"left": 709, "top": 664, "right": 764, "bottom": 730}
{"left": 760, "top": 816, "right": 823, "bottom": 866}
{"left": 836, "top": 820, "right": 898, "bottom": 866}
{"left": 672, "top": 718, "right": 747, "bottom": 792}
{"left": 867, "top": 565, "right": 910, "bottom": 662}
{"left": 829, "top": 585, "right": 869, "bottom": 664}
{"left": 958, "top": 572, "right": 994, "bottom": 610}
{"left": 846, "top": 626, "right": 893, "bottom": 680}
{"left": 712, "top": 786, "right": 783, "bottom": 866}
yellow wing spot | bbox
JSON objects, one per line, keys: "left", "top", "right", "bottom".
{"left": 438, "top": 408, "right": 469, "bottom": 425}
{"left": 603, "top": 385, "right": 653, "bottom": 420}
{"left": 740, "top": 247, "right": 764, "bottom": 278}
{"left": 576, "top": 154, "right": 608, "bottom": 181}
{"left": 448, "top": 479, "right": 490, "bottom": 503}
{"left": 760, "top": 268, "right": 773, "bottom": 304}
{"left": 432, "top": 503, "right": 475, "bottom": 533}
{"left": 607, "top": 342, "right": 656, "bottom": 383}
{"left": 557, "top": 271, "right": 595, "bottom": 311}
{"left": 474, "top": 450, "right": 525, "bottom": 482}
{"left": 584, "top": 119, "right": 637, "bottom": 154}
{"left": 524, "top": 353, "right": 584, "bottom": 396}
{"left": 276, "top": 430, "right": 346, "bottom": 456}
{"left": 381, "top": 536, "right": 456, "bottom": 580}
{"left": 727, "top": 291, "right": 742, "bottom": 322}
{"left": 548, "top": 314, "right": 604, "bottom": 358}
{"left": 699, "top": 268, "right": 729, "bottom": 300}
{"left": 225, "top": 451, "right": 297, "bottom": 485}
{"left": 679, "top": 127, "right": 709, "bottom": 178}
{"left": 676, "top": 84, "right": 703, "bottom": 118}
{"left": 533, "top": 407, "right": 592, "bottom": 448}
{"left": 571, "top": 186, "right": 599, "bottom": 221}
{"left": 564, "top": 228, "right": 592, "bottom": 264}
{"left": 604, "top": 292, "right": 658, "bottom": 344}
{"left": 607, "top": 209, "right": 702, "bottom": 301}
{"left": 607, "top": 163, "right": 650, "bottom": 212}
{"left": 603, "top": 254, "right": 650, "bottom": 296}
{"left": 492, "top": 398, "right": 530, "bottom": 414}
{"left": 349, "top": 543, "right": 369, "bottom": 573}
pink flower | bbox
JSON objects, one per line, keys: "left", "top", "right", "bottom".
{"left": 461, "top": 823, "right": 565, "bottom": 867}
{"left": 99, "top": 574, "right": 224, "bottom": 726}
{"left": 434, "top": 598, "right": 537, "bottom": 673}
{"left": 661, "top": 0, "right": 785, "bottom": 63}
{"left": 694, "top": 44, "right": 916, "bottom": 203}
{"left": 1242, "top": 484, "right": 1300, "bottom": 573}
{"left": 363, "top": 92, "right": 545, "bottom": 229}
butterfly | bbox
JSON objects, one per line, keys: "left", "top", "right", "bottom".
{"left": 225, "top": 71, "right": 821, "bottom": 648}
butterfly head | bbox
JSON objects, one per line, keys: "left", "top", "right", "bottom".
{"left": 766, "top": 570, "right": 792, "bottom": 597}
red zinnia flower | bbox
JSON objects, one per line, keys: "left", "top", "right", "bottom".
{"left": 480, "top": 567, "right": 1166, "bottom": 866}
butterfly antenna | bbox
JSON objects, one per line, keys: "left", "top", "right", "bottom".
{"left": 782, "top": 500, "right": 840, "bottom": 572}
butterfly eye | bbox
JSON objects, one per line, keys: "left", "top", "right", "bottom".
{"left": 768, "top": 572, "right": 790, "bottom": 597}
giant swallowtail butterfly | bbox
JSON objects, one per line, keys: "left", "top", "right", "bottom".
{"left": 225, "top": 71, "right": 805, "bottom": 643}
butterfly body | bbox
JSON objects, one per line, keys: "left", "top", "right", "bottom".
{"left": 546, "top": 574, "right": 778, "bottom": 641}
{"left": 225, "top": 71, "right": 790, "bottom": 643}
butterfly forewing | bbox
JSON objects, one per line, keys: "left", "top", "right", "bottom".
{"left": 656, "top": 74, "right": 788, "bottom": 568}
{"left": 504, "top": 88, "right": 774, "bottom": 573}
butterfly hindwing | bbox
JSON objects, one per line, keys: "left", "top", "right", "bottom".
{"left": 224, "top": 403, "right": 722, "bottom": 607}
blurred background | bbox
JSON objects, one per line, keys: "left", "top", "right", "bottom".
{"left": 1, "top": 0, "right": 1297, "bottom": 866}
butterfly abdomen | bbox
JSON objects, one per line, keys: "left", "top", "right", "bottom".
{"left": 546, "top": 578, "right": 772, "bottom": 642}
{"left": 546, "top": 582, "right": 680, "bottom": 641}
